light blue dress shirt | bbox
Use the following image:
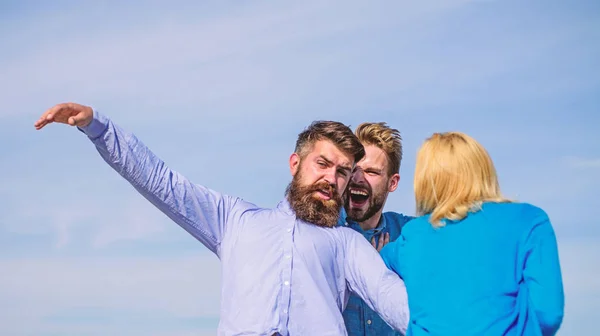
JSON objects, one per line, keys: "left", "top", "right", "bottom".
{"left": 337, "top": 210, "right": 414, "bottom": 336}
{"left": 78, "top": 110, "right": 409, "bottom": 336}
{"left": 380, "top": 202, "right": 564, "bottom": 336}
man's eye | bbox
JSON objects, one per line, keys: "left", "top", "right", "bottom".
{"left": 317, "top": 161, "right": 327, "bottom": 168}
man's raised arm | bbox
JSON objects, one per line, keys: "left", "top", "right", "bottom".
{"left": 35, "top": 103, "right": 247, "bottom": 256}
{"left": 342, "top": 229, "right": 410, "bottom": 334}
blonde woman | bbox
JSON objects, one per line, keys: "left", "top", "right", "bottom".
{"left": 380, "top": 132, "right": 565, "bottom": 335}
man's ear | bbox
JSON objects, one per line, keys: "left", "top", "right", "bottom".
{"left": 388, "top": 173, "right": 400, "bottom": 192}
{"left": 289, "top": 153, "right": 301, "bottom": 176}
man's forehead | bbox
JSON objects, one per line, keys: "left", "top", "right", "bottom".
{"left": 319, "top": 153, "right": 353, "bottom": 169}
{"left": 358, "top": 145, "right": 387, "bottom": 168}
{"left": 310, "top": 140, "right": 353, "bottom": 167}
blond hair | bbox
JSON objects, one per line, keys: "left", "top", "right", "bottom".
{"left": 414, "top": 132, "right": 510, "bottom": 227}
{"left": 355, "top": 122, "right": 402, "bottom": 176}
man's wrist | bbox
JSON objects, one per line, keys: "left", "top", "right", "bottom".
{"left": 77, "top": 109, "right": 109, "bottom": 139}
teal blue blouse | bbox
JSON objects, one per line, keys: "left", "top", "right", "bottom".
{"left": 380, "top": 202, "right": 564, "bottom": 335}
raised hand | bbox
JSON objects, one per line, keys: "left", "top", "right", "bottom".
{"left": 34, "top": 102, "right": 94, "bottom": 130}
{"left": 371, "top": 232, "right": 390, "bottom": 252}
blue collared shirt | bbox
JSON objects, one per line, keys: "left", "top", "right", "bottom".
{"left": 338, "top": 209, "right": 414, "bottom": 336}
{"left": 79, "top": 110, "right": 410, "bottom": 336}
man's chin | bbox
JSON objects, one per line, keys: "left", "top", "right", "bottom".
{"left": 286, "top": 179, "right": 342, "bottom": 228}
{"left": 349, "top": 203, "right": 368, "bottom": 213}
{"left": 346, "top": 208, "right": 366, "bottom": 221}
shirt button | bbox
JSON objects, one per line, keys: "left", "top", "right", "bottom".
{"left": 367, "top": 320, "right": 372, "bottom": 325}
{"left": 287, "top": 228, "right": 292, "bottom": 232}
{"left": 285, "top": 254, "right": 291, "bottom": 259}
{"left": 284, "top": 281, "right": 290, "bottom": 286}
{"left": 283, "top": 309, "right": 288, "bottom": 314}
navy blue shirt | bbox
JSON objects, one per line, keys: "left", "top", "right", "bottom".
{"left": 338, "top": 209, "right": 414, "bottom": 335}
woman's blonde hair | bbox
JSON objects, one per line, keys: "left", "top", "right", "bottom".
{"left": 414, "top": 132, "right": 511, "bottom": 227}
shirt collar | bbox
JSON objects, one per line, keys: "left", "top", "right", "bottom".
{"left": 340, "top": 208, "right": 387, "bottom": 234}
{"left": 277, "top": 198, "right": 294, "bottom": 215}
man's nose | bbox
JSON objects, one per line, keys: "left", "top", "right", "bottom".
{"left": 351, "top": 168, "right": 366, "bottom": 184}
{"left": 324, "top": 168, "right": 337, "bottom": 185}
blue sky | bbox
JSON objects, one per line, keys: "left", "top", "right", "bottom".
{"left": 0, "top": 1, "right": 598, "bottom": 335}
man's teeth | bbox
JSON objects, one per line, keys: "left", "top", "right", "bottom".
{"left": 350, "top": 189, "right": 368, "bottom": 196}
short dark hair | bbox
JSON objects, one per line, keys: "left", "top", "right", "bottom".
{"left": 294, "top": 120, "right": 365, "bottom": 163}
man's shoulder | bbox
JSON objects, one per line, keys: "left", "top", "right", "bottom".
{"left": 332, "top": 225, "right": 367, "bottom": 242}
{"left": 332, "top": 224, "right": 360, "bottom": 234}
{"left": 336, "top": 207, "right": 349, "bottom": 227}
{"left": 383, "top": 211, "right": 415, "bottom": 226}
{"left": 227, "top": 198, "right": 292, "bottom": 220}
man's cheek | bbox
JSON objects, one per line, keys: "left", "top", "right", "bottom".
{"left": 339, "top": 179, "right": 349, "bottom": 193}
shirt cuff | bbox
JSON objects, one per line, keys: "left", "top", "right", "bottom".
{"left": 78, "top": 109, "right": 109, "bottom": 139}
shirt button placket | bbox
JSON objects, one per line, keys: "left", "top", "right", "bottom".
{"left": 279, "top": 221, "right": 294, "bottom": 333}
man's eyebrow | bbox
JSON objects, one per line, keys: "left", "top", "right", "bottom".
{"left": 319, "top": 155, "right": 351, "bottom": 171}
{"left": 338, "top": 163, "right": 352, "bottom": 172}
{"left": 319, "top": 155, "right": 333, "bottom": 165}
{"left": 362, "top": 165, "right": 383, "bottom": 173}
{"left": 339, "top": 166, "right": 352, "bottom": 174}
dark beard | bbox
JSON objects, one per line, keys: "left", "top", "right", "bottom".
{"left": 285, "top": 175, "right": 342, "bottom": 228}
{"left": 344, "top": 183, "right": 386, "bottom": 223}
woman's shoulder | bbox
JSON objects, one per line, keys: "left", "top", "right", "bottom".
{"left": 479, "top": 201, "right": 554, "bottom": 237}
{"left": 482, "top": 201, "right": 549, "bottom": 220}
{"left": 399, "top": 214, "right": 432, "bottom": 236}
{"left": 401, "top": 202, "right": 551, "bottom": 233}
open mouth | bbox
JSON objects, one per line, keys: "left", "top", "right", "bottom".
{"left": 349, "top": 188, "right": 369, "bottom": 207}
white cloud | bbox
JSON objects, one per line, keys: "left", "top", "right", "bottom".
{"left": 89, "top": 197, "right": 170, "bottom": 248}
{"left": 2, "top": 198, "right": 90, "bottom": 243}
{"left": 564, "top": 156, "right": 600, "bottom": 169}
{"left": 0, "top": 253, "right": 221, "bottom": 336}
{"left": 1, "top": 185, "right": 171, "bottom": 249}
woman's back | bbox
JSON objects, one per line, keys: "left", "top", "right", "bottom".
{"left": 381, "top": 202, "right": 564, "bottom": 335}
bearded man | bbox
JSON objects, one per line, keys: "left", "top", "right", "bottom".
{"left": 339, "top": 122, "right": 415, "bottom": 336}
{"left": 34, "top": 103, "right": 409, "bottom": 336}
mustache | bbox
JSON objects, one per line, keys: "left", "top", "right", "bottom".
{"left": 307, "top": 181, "right": 337, "bottom": 195}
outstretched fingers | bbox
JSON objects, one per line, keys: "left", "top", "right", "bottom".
{"left": 34, "top": 103, "right": 81, "bottom": 130}
{"left": 34, "top": 105, "right": 62, "bottom": 130}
